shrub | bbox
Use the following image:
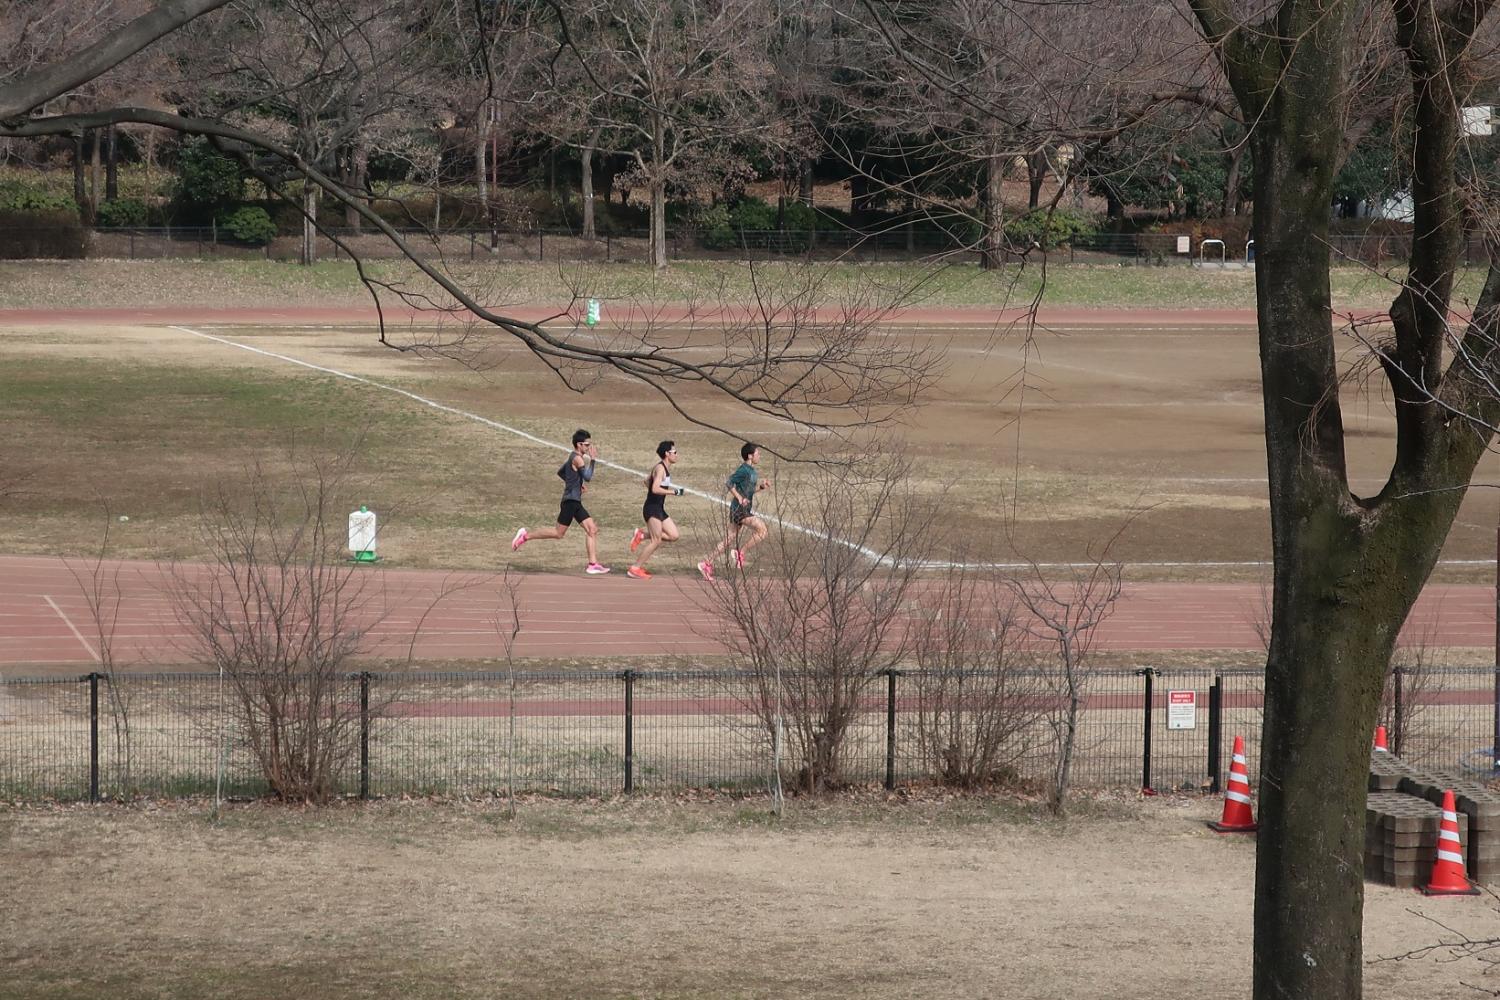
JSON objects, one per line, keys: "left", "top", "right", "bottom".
{"left": 219, "top": 206, "right": 278, "bottom": 245}
{"left": 172, "top": 139, "right": 245, "bottom": 222}
{"left": 0, "top": 208, "right": 88, "bottom": 258}
{"left": 0, "top": 181, "right": 77, "bottom": 215}
{"left": 698, "top": 203, "right": 737, "bottom": 249}
{"left": 728, "top": 196, "right": 778, "bottom": 232}
{"left": 1003, "top": 208, "right": 1098, "bottom": 249}
{"left": 95, "top": 198, "right": 149, "bottom": 228}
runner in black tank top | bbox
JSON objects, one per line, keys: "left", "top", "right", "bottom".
{"left": 628, "top": 440, "right": 683, "bottom": 580}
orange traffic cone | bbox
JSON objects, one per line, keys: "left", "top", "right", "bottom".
{"left": 1208, "top": 735, "right": 1258, "bottom": 833}
{"left": 1422, "top": 789, "right": 1479, "bottom": 896}
{"left": 1373, "top": 725, "right": 1390, "bottom": 753}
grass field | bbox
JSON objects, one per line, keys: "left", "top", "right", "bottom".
{"left": 3, "top": 311, "right": 1499, "bottom": 582}
{"left": 0, "top": 795, "right": 1490, "bottom": 1000}
{"left": 0, "top": 255, "right": 1489, "bottom": 311}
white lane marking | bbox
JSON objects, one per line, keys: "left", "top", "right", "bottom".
{"left": 43, "top": 595, "right": 100, "bottom": 663}
{"left": 166, "top": 325, "right": 1496, "bottom": 571}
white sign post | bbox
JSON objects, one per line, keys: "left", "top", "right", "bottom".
{"left": 1167, "top": 690, "right": 1197, "bottom": 730}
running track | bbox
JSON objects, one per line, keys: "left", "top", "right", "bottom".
{"left": 1, "top": 554, "right": 1493, "bottom": 673}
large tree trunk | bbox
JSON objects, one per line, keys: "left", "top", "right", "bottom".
{"left": 798, "top": 157, "right": 814, "bottom": 206}
{"left": 300, "top": 182, "right": 319, "bottom": 265}
{"left": 344, "top": 142, "right": 367, "bottom": 233}
{"left": 104, "top": 125, "right": 118, "bottom": 202}
{"left": 581, "top": 127, "right": 600, "bottom": 241}
{"left": 1192, "top": 2, "right": 1500, "bottom": 997}
{"left": 649, "top": 113, "right": 667, "bottom": 269}
{"left": 88, "top": 127, "right": 102, "bottom": 221}
{"left": 1026, "top": 150, "right": 1046, "bottom": 210}
{"left": 980, "top": 148, "right": 1005, "bottom": 270}
{"left": 72, "top": 132, "right": 87, "bottom": 218}
{"left": 1223, "top": 140, "right": 1244, "bottom": 217}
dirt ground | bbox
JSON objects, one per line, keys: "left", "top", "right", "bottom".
{"left": 0, "top": 794, "right": 1492, "bottom": 1000}
{"left": 2, "top": 315, "right": 1498, "bottom": 582}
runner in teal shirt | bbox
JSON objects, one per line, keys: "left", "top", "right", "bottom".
{"left": 699, "top": 442, "right": 770, "bottom": 580}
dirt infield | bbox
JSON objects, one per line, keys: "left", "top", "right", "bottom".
{"left": 5, "top": 310, "right": 1500, "bottom": 581}
{"left": 0, "top": 795, "right": 1492, "bottom": 1000}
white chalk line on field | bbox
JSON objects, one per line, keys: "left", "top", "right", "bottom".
{"left": 167, "top": 326, "right": 1497, "bottom": 570}
{"left": 43, "top": 595, "right": 100, "bottom": 663}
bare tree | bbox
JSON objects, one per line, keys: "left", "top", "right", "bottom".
{"left": 164, "top": 454, "right": 388, "bottom": 803}
{"left": 703, "top": 455, "right": 933, "bottom": 793}
{"left": 493, "top": 568, "right": 524, "bottom": 818}
{"left": 909, "top": 555, "right": 1045, "bottom": 788}
{"left": 1009, "top": 542, "right": 1123, "bottom": 815}
{"left": 557, "top": 0, "right": 780, "bottom": 268}
{"left": 1, "top": 1, "right": 936, "bottom": 442}
{"left": 63, "top": 514, "right": 134, "bottom": 794}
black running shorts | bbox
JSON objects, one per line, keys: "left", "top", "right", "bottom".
{"left": 558, "top": 499, "right": 591, "bottom": 526}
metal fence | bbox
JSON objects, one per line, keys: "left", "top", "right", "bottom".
{"left": 1, "top": 225, "right": 1487, "bottom": 267}
{"left": 2, "top": 665, "right": 1494, "bottom": 802}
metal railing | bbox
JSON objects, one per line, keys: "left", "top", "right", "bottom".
{"left": 2, "top": 665, "right": 1494, "bottom": 802}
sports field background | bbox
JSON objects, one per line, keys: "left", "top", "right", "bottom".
{"left": 2, "top": 299, "right": 1497, "bottom": 581}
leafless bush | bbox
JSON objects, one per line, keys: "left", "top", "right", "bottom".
{"left": 704, "top": 454, "right": 934, "bottom": 793}
{"left": 1010, "top": 542, "right": 1124, "bottom": 815}
{"left": 63, "top": 514, "right": 134, "bottom": 793}
{"left": 1382, "top": 612, "right": 1443, "bottom": 758}
{"left": 910, "top": 557, "right": 1045, "bottom": 789}
{"left": 165, "top": 454, "right": 390, "bottom": 804}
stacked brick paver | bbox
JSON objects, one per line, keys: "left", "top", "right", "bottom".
{"left": 1366, "top": 752, "right": 1499, "bottom": 887}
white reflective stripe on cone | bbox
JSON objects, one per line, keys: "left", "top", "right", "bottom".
{"left": 1226, "top": 790, "right": 1253, "bottom": 804}
{"left": 1438, "top": 848, "right": 1466, "bottom": 865}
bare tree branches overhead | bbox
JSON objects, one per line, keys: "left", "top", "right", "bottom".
{"left": 0, "top": 1, "right": 937, "bottom": 442}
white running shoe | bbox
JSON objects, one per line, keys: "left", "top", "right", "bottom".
{"left": 586, "top": 562, "right": 611, "bottom": 575}
{"left": 511, "top": 527, "right": 528, "bottom": 552}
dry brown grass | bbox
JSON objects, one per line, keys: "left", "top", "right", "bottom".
{"left": 0, "top": 795, "right": 1490, "bottom": 999}
{"left": 2, "top": 317, "right": 1498, "bottom": 582}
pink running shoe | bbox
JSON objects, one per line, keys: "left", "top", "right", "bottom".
{"left": 630, "top": 527, "right": 646, "bottom": 553}
{"left": 733, "top": 548, "right": 746, "bottom": 570}
{"left": 586, "top": 562, "right": 611, "bottom": 575}
{"left": 697, "top": 560, "right": 715, "bottom": 582}
{"left": 511, "top": 527, "right": 528, "bottom": 552}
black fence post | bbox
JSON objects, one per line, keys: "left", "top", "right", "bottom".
{"left": 1392, "top": 665, "right": 1405, "bottom": 757}
{"left": 623, "top": 670, "right": 636, "bottom": 793}
{"left": 885, "top": 669, "right": 898, "bottom": 791}
{"left": 538, "top": 230, "right": 545, "bottom": 262}
{"left": 1136, "top": 668, "right": 1157, "bottom": 794}
{"left": 88, "top": 672, "right": 101, "bottom": 802}
{"left": 605, "top": 234, "right": 612, "bottom": 263}
{"left": 359, "top": 672, "right": 371, "bottom": 800}
{"left": 1207, "top": 675, "right": 1223, "bottom": 793}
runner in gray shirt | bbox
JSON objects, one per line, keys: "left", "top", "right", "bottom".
{"left": 511, "top": 428, "right": 611, "bottom": 574}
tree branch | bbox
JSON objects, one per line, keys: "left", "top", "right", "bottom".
{"left": 0, "top": 0, "right": 234, "bottom": 123}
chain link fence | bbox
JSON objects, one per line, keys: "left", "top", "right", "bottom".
{"left": 3, "top": 665, "right": 1495, "bottom": 802}
{"left": 2, "top": 226, "right": 1486, "bottom": 267}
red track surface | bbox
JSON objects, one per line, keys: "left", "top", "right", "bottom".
{"left": 0, "top": 554, "right": 1491, "bottom": 671}
{"left": 0, "top": 304, "right": 1271, "bottom": 328}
